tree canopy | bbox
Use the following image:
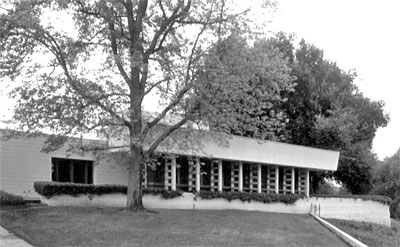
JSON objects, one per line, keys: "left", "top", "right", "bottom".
{"left": 0, "top": 0, "right": 273, "bottom": 210}
{"left": 197, "top": 35, "right": 294, "bottom": 141}
{"left": 371, "top": 148, "right": 400, "bottom": 219}
{"left": 1, "top": 0, "right": 391, "bottom": 207}
{"left": 203, "top": 32, "right": 389, "bottom": 194}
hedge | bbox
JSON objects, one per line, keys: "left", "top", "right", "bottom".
{"left": 33, "top": 182, "right": 182, "bottom": 199}
{"left": 197, "top": 191, "right": 305, "bottom": 204}
{"left": 0, "top": 190, "right": 26, "bottom": 206}
{"left": 311, "top": 194, "right": 393, "bottom": 205}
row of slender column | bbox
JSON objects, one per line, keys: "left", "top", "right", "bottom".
{"left": 144, "top": 155, "right": 310, "bottom": 196}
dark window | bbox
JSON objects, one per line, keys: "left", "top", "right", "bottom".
{"left": 147, "top": 156, "right": 165, "bottom": 188}
{"left": 242, "top": 163, "right": 251, "bottom": 192}
{"left": 200, "top": 158, "right": 211, "bottom": 190}
{"left": 51, "top": 158, "right": 93, "bottom": 184}
{"left": 176, "top": 156, "right": 189, "bottom": 191}
{"left": 222, "top": 160, "right": 232, "bottom": 190}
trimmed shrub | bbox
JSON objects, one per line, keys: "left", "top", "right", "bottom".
{"left": 197, "top": 191, "right": 305, "bottom": 204}
{"left": 143, "top": 188, "right": 183, "bottom": 199}
{"left": 33, "top": 181, "right": 182, "bottom": 199}
{"left": 311, "top": 194, "right": 393, "bottom": 205}
{"left": 0, "top": 190, "right": 26, "bottom": 206}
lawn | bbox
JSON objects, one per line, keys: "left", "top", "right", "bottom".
{"left": 0, "top": 206, "right": 347, "bottom": 247}
{"left": 327, "top": 218, "right": 400, "bottom": 247}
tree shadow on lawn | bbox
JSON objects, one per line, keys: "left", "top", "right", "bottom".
{"left": 1, "top": 206, "right": 348, "bottom": 247}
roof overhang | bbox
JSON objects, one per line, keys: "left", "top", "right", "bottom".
{"left": 143, "top": 128, "right": 339, "bottom": 171}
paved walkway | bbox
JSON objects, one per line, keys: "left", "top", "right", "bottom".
{"left": 0, "top": 226, "right": 33, "bottom": 247}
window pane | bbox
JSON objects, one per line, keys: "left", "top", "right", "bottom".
{"left": 73, "top": 161, "right": 87, "bottom": 184}
{"left": 51, "top": 158, "right": 93, "bottom": 184}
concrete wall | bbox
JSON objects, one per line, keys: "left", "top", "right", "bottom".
{"left": 0, "top": 134, "right": 128, "bottom": 197}
{"left": 40, "top": 193, "right": 391, "bottom": 226}
{"left": 309, "top": 197, "right": 391, "bottom": 226}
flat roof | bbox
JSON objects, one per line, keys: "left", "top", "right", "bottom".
{"left": 144, "top": 128, "right": 339, "bottom": 171}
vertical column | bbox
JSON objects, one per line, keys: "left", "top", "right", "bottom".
{"left": 231, "top": 163, "right": 240, "bottom": 191}
{"left": 171, "top": 156, "right": 176, "bottom": 191}
{"left": 249, "top": 164, "right": 258, "bottom": 193}
{"left": 291, "top": 167, "right": 295, "bottom": 194}
{"left": 142, "top": 164, "right": 147, "bottom": 188}
{"left": 282, "top": 167, "right": 292, "bottom": 194}
{"left": 164, "top": 157, "right": 173, "bottom": 190}
{"left": 195, "top": 157, "right": 201, "bottom": 192}
{"left": 210, "top": 160, "right": 219, "bottom": 192}
{"left": 306, "top": 169, "right": 310, "bottom": 197}
{"left": 218, "top": 160, "right": 223, "bottom": 192}
{"left": 266, "top": 166, "right": 276, "bottom": 193}
{"left": 257, "top": 164, "right": 262, "bottom": 193}
{"left": 238, "top": 161, "right": 243, "bottom": 192}
{"left": 188, "top": 159, "right": 196, "bottom": 191}
{"left": 275, "top": 166, "right": 279, "bottom": 194}
{"left": 297, "top": 169, "right": 307, "bottom": 194}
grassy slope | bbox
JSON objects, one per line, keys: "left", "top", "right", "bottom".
{"left": 328, "top": 218, "right": 400, "bottom": 247}
{"left": 1, "top": 207, "right": 348, "bottom": 247}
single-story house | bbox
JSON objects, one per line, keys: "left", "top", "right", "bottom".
{"left": 0, "top": 129, "right": 339, "bottom": 198}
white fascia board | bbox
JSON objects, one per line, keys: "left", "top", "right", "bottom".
{"left": 144, "top": 128, "right": 339, "bottom": 171}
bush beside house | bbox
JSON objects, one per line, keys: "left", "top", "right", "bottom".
{"left": 0, "top": 190, "right": 26, "bottom": 206}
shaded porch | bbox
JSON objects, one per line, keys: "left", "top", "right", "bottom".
{"left": 143, "top": 155, "right": 310, "bottom": 197}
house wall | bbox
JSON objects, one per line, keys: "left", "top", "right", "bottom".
{"left": 0, "top": 134, "right": 128, "bottom": 197}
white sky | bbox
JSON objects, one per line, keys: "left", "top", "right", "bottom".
{"left": 268, "top": 0, "right": 400, "bottom": 160}
{"left": 1, "top": 0, "right": 399, "bottom": 160}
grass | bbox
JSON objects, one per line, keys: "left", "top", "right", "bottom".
{"left": 327, "top": 218, "right": 400, "bottom": 247}
{"left": 0, "top": 206, "right": 348, "bottom": 247}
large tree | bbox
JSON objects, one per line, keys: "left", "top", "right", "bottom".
{"left": 276, "top": 36, "right": 389, "bottom": 194}
{"left": 0, "top": 0, "right": 266, "bottom": 210}
{"left": 197, "top": 35, "right": 294, "bottom": 141}
{"left": 218, "top": 32, "right": 389, "bottom": 194}
{"left": 371, "top": 148, "right": 400, "bottom": 219}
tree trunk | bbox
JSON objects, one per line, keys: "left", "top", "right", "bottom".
{"left": 126, "top": 145, "right": 145, "bottom": 211}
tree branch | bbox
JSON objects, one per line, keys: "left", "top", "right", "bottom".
{"left": 145, "top": 0, "right": 191, "bottom": 58}
{"left": 109, "top": 21, "right": 131, "bottom": 84}
{"left": 141, "top": 5, "right": 210, "bottom": 139}
{"left": 145, "top": 117, "right": 188, "bottom": 156}
{"left": 144, "top": 77, "right": 169, "bottom": 95}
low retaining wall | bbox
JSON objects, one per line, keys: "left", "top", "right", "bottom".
{"left": 309, "top": 197, "right": 391, "bottom": 226}
{"left": 40, "top": 193, "right": 390, "bottom": 226}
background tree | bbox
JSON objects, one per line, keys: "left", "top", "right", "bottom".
{"left": 215, "top": 32, "right": 389, "bottom": 194}
{"left": 0, "top": 0, "right": 266, "bottom": 210}
{"left": 277, "top": 36, "right": 389, "bottom": 194}
{"left": 197, "top": 35, "right": 294, "bottom": 141}
{"left": 371, "top": 148, "right": 400, "bottom": 219}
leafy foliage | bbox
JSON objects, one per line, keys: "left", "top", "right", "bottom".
{"left": 143, "top": 188, "right": 183, "bottom": 199}
{"left": 33, "top": 181, "right": 182, "bottom": 199}
{"left": 267, "top": 34, "right": 389, "bottom": 194}
{"left": 196, "top": 32, "right": 388, "bottom": 194}
{"left": 371, "top": 148, "right": 400, "bottom": 219}
{"left": 197, "top": 35, "right": 294, "bottom": 141}
{"left": 1, "top": 0, "right": 271, "bottom": 210}
{"left": 197, "top": 191, "right": 304, "bottom": 204}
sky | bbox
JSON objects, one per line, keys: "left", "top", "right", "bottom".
{"left": 266, "top": 0, "right": 400, "bottom": 160}
{"left": 0, "top": 0, "right": 399, "bottom": 160}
